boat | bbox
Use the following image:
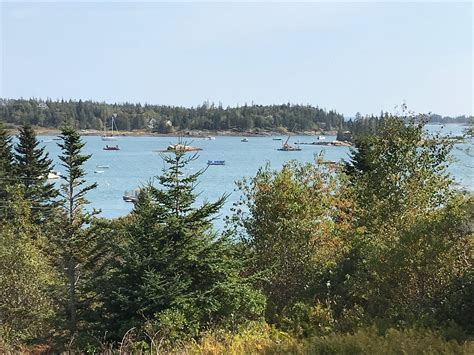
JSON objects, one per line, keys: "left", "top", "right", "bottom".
{"left": 47, "top": 170, "right": 61, "bottom": 180}
{"left": 103, "top": 145, "right": 120, "bottom": 151}
{"left": 277, "top": 136, "right": 302, "bottom": 151}
{"left": 41, "top": 139, "right": 53, "bottom": 143}
{"left": 94, "top": 170, "right": 105, "bottom": 174}
{"left": 317, "top": 135, "right": 326, "bottom": 140}
{"left": 102, "top": 114, "right": 119, "bottom": 141}
{"left": 241, "top": 138, "right": 249, "bottom": 142}
{"left": 96, "top": 165, "right": 110, "bottom": 169}
{"left": 205, "top": 136, "right": 216, "bottom": 140}
{"left": 272, "top": 137, "right": 282, "bottom": 141}
{"left": 123, "top": 189, "right": 140, "bottom": 203}
{"left": 207, "top": 160, "right": 225, "bottom": 165}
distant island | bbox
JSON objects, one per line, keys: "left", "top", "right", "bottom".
{"left": 1, "top": 98, "right": 471, "bottom": 139}
{"left": 0, "top": 98, "right": 346, "bottom": 134}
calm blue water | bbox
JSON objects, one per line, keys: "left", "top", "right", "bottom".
{"left": 38, "top": 124, "right": 473, "bottom": 224}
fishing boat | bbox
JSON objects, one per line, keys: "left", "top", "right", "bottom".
{"left": 103, "top": 145, "right": 120, "bottom": 151}
{"left": 241, "top": 138, "right": 249, "bottom": 142}
{"left": 102, "top": 114, "right": 119, "bottom": 141}
{"left": 123, "top": 189, "right": 140, "bottom": 203}
{"left": 207, "top": 160, "right": 225, "bottom": 165}
{"left": 277, "top": 136, "right": 302, "bottom": 151}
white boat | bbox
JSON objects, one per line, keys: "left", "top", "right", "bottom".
{"left": 317, "top": 135, "right": 326, "bottom": 140}
{"left": 47, "top": 170, "right": 61, "bottom": 180}
{"left": 96, "top": 165, "right": 110, "bottom": 169}
{"left": 123, "top": 189, "right": 140, "bottom": 203}
{"left": 102, "top": 114, "right": 119, "bottom": 141}
{"left": 241, "top": 138, "right": 249, "bottom": 142}
{"left": 94, "top": 170, "right": 105, "bottom": 174}
{"left": 207, "top": 160, "right": 225, "bottom": 165}
{"left": 205, "top": 136, "right": 215, "bottom": 140}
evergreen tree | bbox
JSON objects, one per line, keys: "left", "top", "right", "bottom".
{"left": 14, "top": 125, "right": 58, "bottom": 222}
{"left": 97, "top": 146, "right": 265, "bottom": 339}
{"left": 55, "top": 127, "right": 97, "bottom": 339}
{"left": 343, "top": 136, "right": 376, "bottom": 181}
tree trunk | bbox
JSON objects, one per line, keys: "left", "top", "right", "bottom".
{"left": 67, "top": 256, "right": 77, "bottom": 334}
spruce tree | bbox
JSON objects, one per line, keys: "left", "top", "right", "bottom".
{"left": 14, "top": 124, "right": 58, "bottom": 221}
{"left": 55, "top": 126, "right": 97, "bottom": 338}
{"left": 98, "top": 146, "right": 265, "bottom": 340}
{"left": 343, "top": 136, "right": 376, "bottom": 182}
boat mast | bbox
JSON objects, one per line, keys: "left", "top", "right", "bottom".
{"left": 111, "top": 114, "right": 117, "bottom": 136}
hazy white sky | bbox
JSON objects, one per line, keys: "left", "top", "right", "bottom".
{"left": 1, "top": 1, "right": 472, "bottom": 117}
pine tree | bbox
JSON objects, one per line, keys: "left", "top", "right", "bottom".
{"left": 55, "top": 126, "right": 97, "bottom": 337}
{"left": 343, "top": 136, "right": 376, "bottom": 182}
{"left": 14, "top": 125, "right": 58, "bottom": 221}
{"left": 98, "top": 145, "right": 265, "bottom": 339}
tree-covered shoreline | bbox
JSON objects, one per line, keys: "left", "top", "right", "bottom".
{"left": 2, "top": 98, "right": 470, "bottom": 136}
{"left": 0, "top": 98, "right": 346, "bottom": 133}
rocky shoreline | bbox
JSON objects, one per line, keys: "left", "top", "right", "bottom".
{"left": 21, "top": 127, "right": 340, "bottom": 138}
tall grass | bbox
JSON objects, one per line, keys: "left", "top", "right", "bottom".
{"left": 180, "top": 323, "right": 473, "bottom": 355}
{"left": 3, "top": 323, "right": 473, "bottom": 354}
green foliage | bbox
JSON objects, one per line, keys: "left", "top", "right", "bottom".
{"left": 51, "top": 126, "right": 98, "bottom": 341}
{"left": 0, "top": 98, "right": 345, "bottom": 132}
{"left": 0, "top": 123, "right": 15, "bottom": 218}
{"left": 276, "top": 301, "right": 336, "bottom": 338}
{"left": 342, "top": 115, "right": 473, "bottom": 327}
{"left": 232, "top": 157, "right": 351, "bottom": 317}
{"left": 96, "top": 147, "right": 265, "bottom": 341}
{"left": 181, "top": 322, "right": 473, "bottom": 354}
{"left": 282, "top": 326, "right": 474, "bottom": 355}
{"left": 0, "top": 187, "right": 57, "bottom": 347}
{"left": 1, "top": 109, "right": 473, "bottom": 352}
{"left": 13, "top": 124, "right": 58, "bottom": 222}
{"left": 464, "top": 117, "right": 474, "bottom": 138}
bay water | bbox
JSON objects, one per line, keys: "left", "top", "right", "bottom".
{"left": 39, "top": 124, "right": 473, "bottom": 227}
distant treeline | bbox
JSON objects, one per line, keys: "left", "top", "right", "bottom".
{"left": 428, "top": 113, "right": 472, "bottom": 124}
{"left": 1, "top": 99, "right": 470, "bottom": 138}
{"left": 0, "top": 98, "right": 346, "bottom": 133}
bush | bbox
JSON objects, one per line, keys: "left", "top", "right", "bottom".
{"left": 276, "top": 301, "right": 335, "bottom": 337}
{"left": 180, "top": 324, "right": 474, "bottom": 354}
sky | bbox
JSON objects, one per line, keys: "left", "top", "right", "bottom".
{"left": 1, "top": 1, "right": 472, "bottom": 117}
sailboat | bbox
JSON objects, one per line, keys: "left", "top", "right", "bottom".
{"left": 277, "top": 135, "right": 302, "bottom": 151}
{"left": 102, "top": 114, "right": 119, "bottom": 141}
